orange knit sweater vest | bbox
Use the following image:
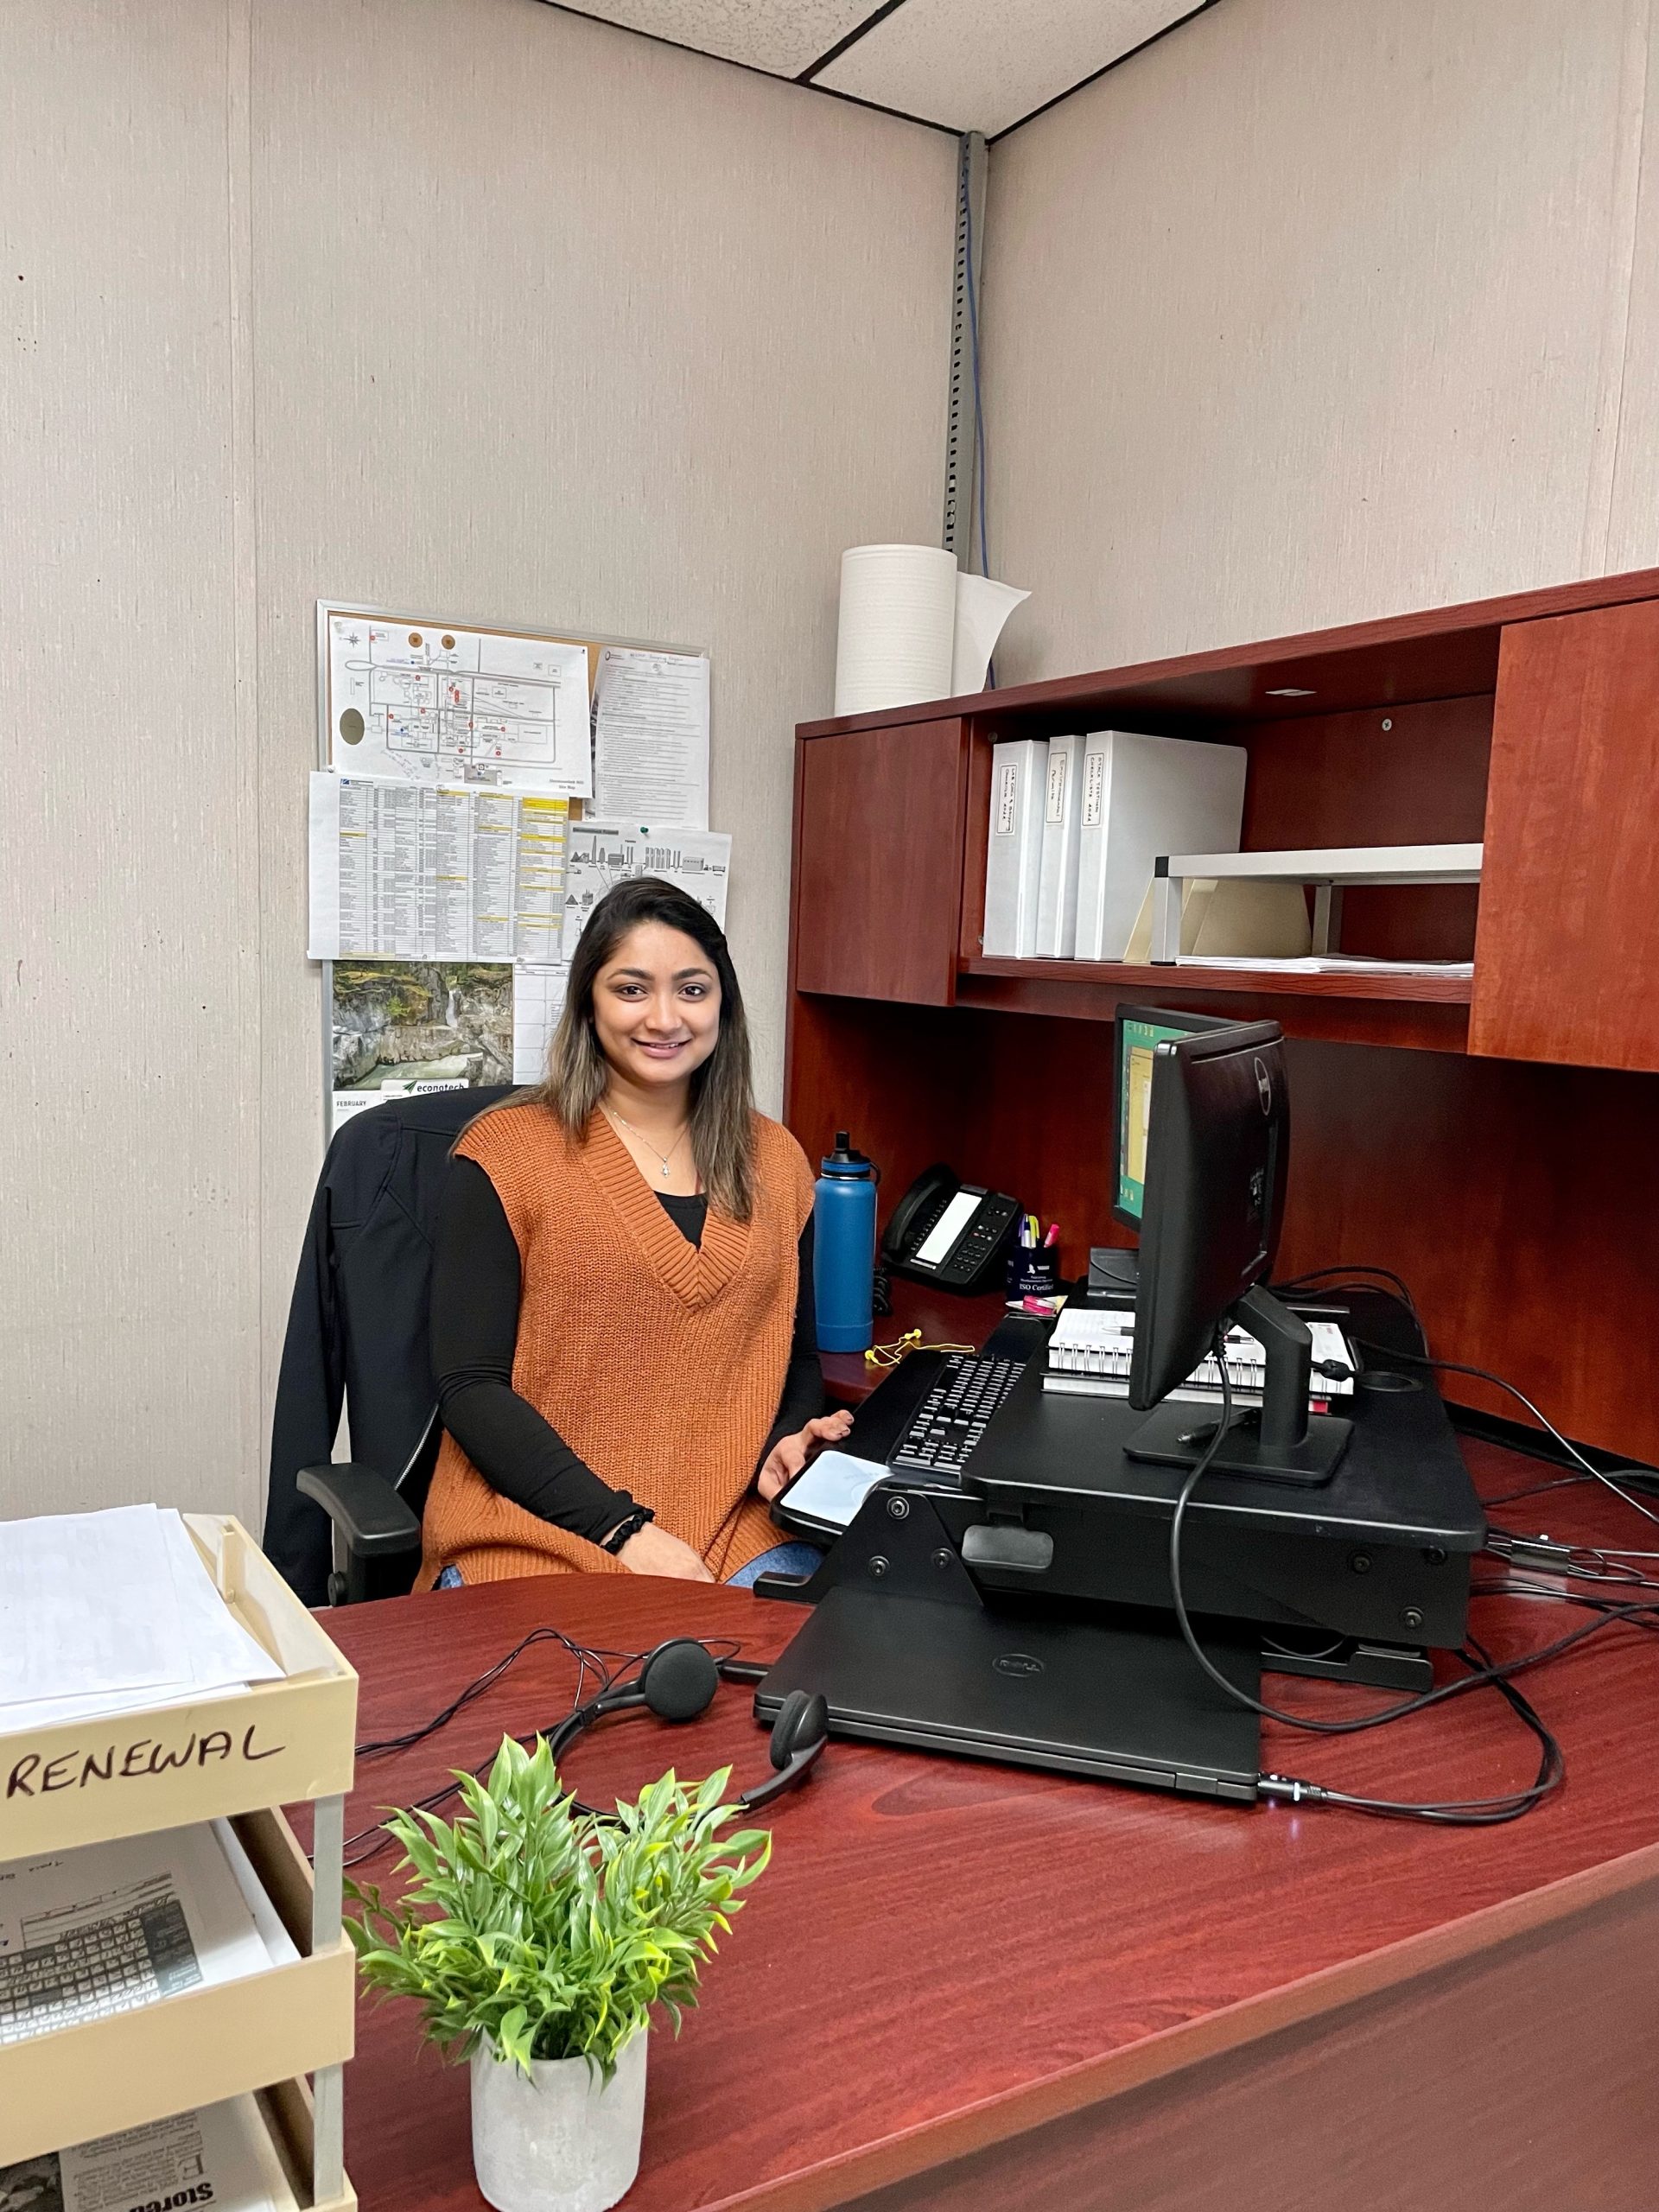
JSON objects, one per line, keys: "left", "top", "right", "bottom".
{"left": 419, "top": 1102, "right": 816, "bottom": 1587}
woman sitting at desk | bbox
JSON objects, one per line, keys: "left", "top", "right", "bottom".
{"left": 419, "top": 876, "right": 849, "bottom": 1589}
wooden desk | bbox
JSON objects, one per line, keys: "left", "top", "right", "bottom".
{"left": 318, "top": 1442, "right": 1659, "bottom": 2212}
{"left": 819, "top": 1277, "right": 1013, "bottom": 1406}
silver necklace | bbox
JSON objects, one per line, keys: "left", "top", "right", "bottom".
{"left": 604, "top": 1103, "right": 690, "bottom": 1183}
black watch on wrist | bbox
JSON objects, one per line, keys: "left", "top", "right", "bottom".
{"left": 601, "top": 1504, "right": 655, "bottom": 1555}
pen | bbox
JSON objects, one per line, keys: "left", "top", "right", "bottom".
{"left": 1043, "top": 1222, "right": 1059, "bottom": 1249}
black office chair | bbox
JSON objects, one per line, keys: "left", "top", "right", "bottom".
{"left": 298, "top": 1411, "right": 439, "bottom": 1606}
{"left": 265, "top": 1084, "right": 514, "bottom": 1605}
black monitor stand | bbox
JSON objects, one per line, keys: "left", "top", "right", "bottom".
{"left": 1123, "top": 1285, "right": 1352, "bottom": 1486}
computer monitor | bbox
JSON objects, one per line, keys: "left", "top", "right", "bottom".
{"left": 1111, "top": 1006, "right": 1236, "bottom": 1232}
{"left": 1125, "top": 1020, "right": 1351, "bottom": 1486}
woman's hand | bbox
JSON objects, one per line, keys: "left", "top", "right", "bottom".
{"left": 757, "top": 1409, "right": 855, "bottom": 1503}
{"left": 615, "top": 1522, "right": 715, "bottom": 1580}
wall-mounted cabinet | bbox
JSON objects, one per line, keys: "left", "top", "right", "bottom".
{"left": 786, "top": 568, "right": 1659, "bottom": 1466}
{"left": 793, "top": 567, "right": 1659, "bottom": 1074}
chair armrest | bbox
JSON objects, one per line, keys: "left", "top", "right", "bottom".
{"left": 296, "top": 1463, "right": 422, "bottom": 1556}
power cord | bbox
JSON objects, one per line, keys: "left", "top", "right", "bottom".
{"left": 1276, "top": 1262, "right": 1659, "bottom": 1523}
{"left": 1167, "top": 1334, "right": 1567, "bottom": 1823}
{"left": 1271, "top": 1265, "right": 1428, "bottom": 1353}
{"left": 1351, "top": 1342, "right": 1659, "bottom": 1535}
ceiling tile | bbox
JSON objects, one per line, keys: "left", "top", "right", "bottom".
{"left": 816, "top": 0, "right": 1197, "bottom": 136}
{"left": 557, "top": 0, "right": 880, "bottom": 79}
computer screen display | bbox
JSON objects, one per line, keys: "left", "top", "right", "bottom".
{"left": 1128, "top": 1021, "right": 1287, "bottom": 1413}
{"left": 1112, "top": 1006, "right": 1236, "bottom": 1229}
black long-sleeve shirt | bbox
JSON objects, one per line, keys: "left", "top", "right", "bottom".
{"left": 429, "top": 1158, "right": 823, "bottom": 1543}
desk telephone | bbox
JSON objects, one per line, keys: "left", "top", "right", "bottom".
{"left": 881, "top": 1165, "right": 1023, "bottom": 1294}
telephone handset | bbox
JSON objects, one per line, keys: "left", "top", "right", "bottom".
{"left": 880, "top": 1164, "right": 1023, "bottom": 1294}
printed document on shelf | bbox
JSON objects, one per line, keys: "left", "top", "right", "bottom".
{"left": 1173, "top": 953, "right": 1473, "bottom": 976}
{"left": 592, "top": 646, "right": 710, "bottom": 827}
{"left": 0, "top": 1824, "right": 272, "bottom": 2046}
{"left": 0, "top": 2094, "right": 300, "bottom": 2212}
{"left": 0, "top": 1505, "right": 187, "bottom": 1709}
{"left": 0, "top": 1509, "right": 280, "bottom": 1737}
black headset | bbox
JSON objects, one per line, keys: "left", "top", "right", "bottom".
{"left": 543, "top": 1637, "right": 830, "bottom": 1817}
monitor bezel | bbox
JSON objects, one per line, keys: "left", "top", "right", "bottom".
{"left": 1110, "top": 1003, "right": 1240, "bottom": 1234}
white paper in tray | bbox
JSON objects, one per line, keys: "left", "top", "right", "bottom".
{"left": 3, "top": 2093, "right": 301, "bottom": 2212}
{"left": 0, "top": 1821, "right": 271, "bottom": 2044}
{"left": 0, "top": 1504, "right": 187, "bottom": 1707}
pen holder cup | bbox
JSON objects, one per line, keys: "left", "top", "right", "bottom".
{"left": 1006, "top": 1252, "right": 1060, "bottom": 1302}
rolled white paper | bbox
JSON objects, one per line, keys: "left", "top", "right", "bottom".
{"left": 834, "top": 543, "right": 959, "bottom": 715}
{"left": 834, "top": 544, "right": 1029, "bottom": 715}
{"left": 952, "top": 573, "right": 1031, "bottom": 696}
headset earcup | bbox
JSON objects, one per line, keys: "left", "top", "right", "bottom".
{"left": 769, "top": 1688, "right": 830, "bottom": 1770}
{"left": 639, "top": 1638, "right": 721, "bottom": 1723}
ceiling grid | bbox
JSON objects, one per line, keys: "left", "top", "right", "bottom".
{"left": 536, "top": 0, "right": 1224, "bottom": 137}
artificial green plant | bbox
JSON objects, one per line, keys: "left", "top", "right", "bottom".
{"left": 346, "top": 1733, "right": 771, "bottom": 2081}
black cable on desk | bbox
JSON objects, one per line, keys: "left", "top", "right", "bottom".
{"left": 341, "top": 1630, "right": 754, "bottom": 1867}
{"left": 1272, "top": 1265, "right": 1428, "bottom": 1352}
{"left": 1163, "top": 1334, "right": 1568, "bottom": 1823}
{"left": 1353, "top": 1342, "right": 1659, "bottom": 1535}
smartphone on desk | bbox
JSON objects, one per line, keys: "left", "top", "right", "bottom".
{"left": 772, "top": 1322, "right": 1046, "bottom": 1538}
{"left": 772, "top": 1347, "right": 954, "bottom": 1540}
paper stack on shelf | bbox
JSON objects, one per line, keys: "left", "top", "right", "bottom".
{"left": 1122, "top": 875, "right": 1313, "bottom": 963}
{"left": 0, "top": 2094, "right": 301, "bottom": 2212}
{"left": 0, "top": 1821, "right": 281, "bottom": 2048}
{"left": 0, "top": 1514, "right": 356, "bottom": 2212}
{"left": 0, "top": 1507, "right": 282, "bottom": 1737}
{"left": 1174, "top": 953, "right": 1473, "bottom": 976}
{"left": 1043, "top": 1307, "right": 1356, "bottom": 1408}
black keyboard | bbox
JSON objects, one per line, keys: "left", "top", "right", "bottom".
{"left": 889, "top": 1353, "right": 1027, "bottom": 1478}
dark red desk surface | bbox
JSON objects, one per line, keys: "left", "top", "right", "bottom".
{"left": 819, "top": 1280, "right": 1019, "bottom": 1404}
{"left": 314, "top": 1439, "right": 1659, "bottom": 2212}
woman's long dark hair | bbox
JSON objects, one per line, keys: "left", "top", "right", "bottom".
{"left": 534, "top": 876, "right": 756, "bottom": 1219}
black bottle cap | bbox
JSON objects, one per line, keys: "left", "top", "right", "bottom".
{"left": 823, "top": 1131, "right": 871, "bottom": 1168}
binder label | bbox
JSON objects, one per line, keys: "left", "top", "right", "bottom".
{"left": 1045, "top": 751, "right": 1068, "bottom": 823}
{"left": 995, "top": 760, "right": 1019, "bottom": 836}
{"left": 1082, "top": 748, "right": 1106, "bottom": 826}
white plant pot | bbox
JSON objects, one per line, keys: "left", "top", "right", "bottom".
{"left": 470, "top": 2031, "right": 648, "bottom": 2212}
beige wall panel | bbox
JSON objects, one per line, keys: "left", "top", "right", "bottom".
{"left": 1602, "top": 3, "right": 1659, "bottom": 571}
{"left": 0, "top": 0, "right": 954, "bottom": 1531}
{"left": 981, "top": 0, "right": 1643, "bottom": 683}
{"left": 0, "top": 1, "right": 263, "bottom": 1524}
{"left": 249, "top": 0, "right": 954, "bottom": 1446}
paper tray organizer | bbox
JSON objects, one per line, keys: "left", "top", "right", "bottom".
{"left": 0, "top": 1516, "right": 359, "bottom": 2209}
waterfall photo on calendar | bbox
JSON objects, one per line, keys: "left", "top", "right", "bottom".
{"left": 329, "top": 962, "right": 512, "bottom": 1133}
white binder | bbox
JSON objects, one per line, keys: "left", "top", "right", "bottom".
{"left": 1034, "top": 734, "right": 1084, "bottom": 957}
{"left": 1075, "top": 731, "right": 1248, "bottom": 962}
{"left": 982, "top": 738, "right": 1047, "bottom": 958}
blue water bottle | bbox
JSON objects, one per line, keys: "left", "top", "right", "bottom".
{"left": 814, "top": 1132, "right": 877, "bottom": 1352}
